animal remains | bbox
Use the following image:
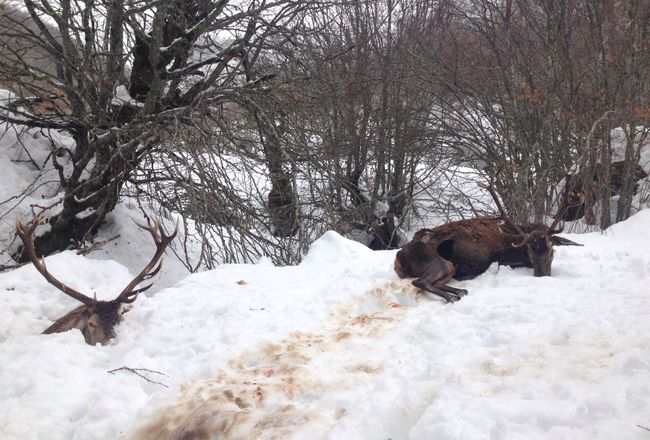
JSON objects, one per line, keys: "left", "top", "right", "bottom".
{"left": 395, "top": 180, "right": 582, "bottom": 302}
{"left": 15, "top": 215, "right": 178, "bottom": 345}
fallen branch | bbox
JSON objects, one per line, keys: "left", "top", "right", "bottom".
{"left": 638, "top": 424, "right": 650, "bottom": 433}
{"left": 107, "top": 366, "right": 169, "bottom": 388}
{"left": 77, "top": 234, "right": 121, "bottom": 255}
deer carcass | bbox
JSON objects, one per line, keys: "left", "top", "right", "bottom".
{"left": 395, "top": 180, "right": 582, "bottom": 302}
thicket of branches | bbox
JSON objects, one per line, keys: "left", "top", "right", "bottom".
{"left": 1, "top": 0, "right": 649, "bottom": 268}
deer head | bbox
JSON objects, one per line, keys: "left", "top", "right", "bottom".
{"left": 486, "top": 176, "right": 581, "bottom": 277}
{"left": 15, "top": 215, "right": 178, "bottom": 345}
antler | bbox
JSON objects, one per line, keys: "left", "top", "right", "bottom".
{"left": 15, "top": 214, "right": 96, "bottom": 306}
{"left": 115, "top": 218, "right": 179, "bottom": 304}
{"left": 484, "top": 176, "right": 529, "bottom": 247}
{"left": 548, "top": 175, "right": 573, "bottom": 234}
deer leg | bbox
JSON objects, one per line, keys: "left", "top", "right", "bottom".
{"left": 440, "top": 284, "right": 468, "bottom": 297}
{"left": 412, "top": 279, "right": 460, "bottom": 303}
{"left": 410, "top": 258, "right": 462, "bottom": 303}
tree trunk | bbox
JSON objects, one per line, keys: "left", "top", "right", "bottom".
{"left": 267, "top": 174, "right": 299, "bottom": 238}
{"left": 253, "top": 110, "right": 299, "bottom": 238}
{"left": 18, "top": 133, "right": 137, "bottom": 260}
{"left": 31, "top": 182, "right": 121, "bottom": 258}
{"left": 616, "top": 125, "right": 638, "bottom": 221}
{"left": 598, "top": 130, "right": 612, "bottom": 229}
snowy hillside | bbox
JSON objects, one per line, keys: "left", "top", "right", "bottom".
{"left": 1, "top": 209, "right": 650, "bottom": 440}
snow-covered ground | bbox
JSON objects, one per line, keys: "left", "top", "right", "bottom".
{"left": 2, "top": 85, "right": 650, "bottom": 439}
{"left": 1, "top": 208, "right": 650, "bottom": 439}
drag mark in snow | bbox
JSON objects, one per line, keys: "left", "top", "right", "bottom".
{"left": 131, "top": 280, "right": 420, "bottom": 440}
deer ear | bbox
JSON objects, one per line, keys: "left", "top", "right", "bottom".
{"left": 42, "top": 305, "right": 88, "bottom": 334}
{"left": 550, "top": 236, "right": 583, "bottom": 246}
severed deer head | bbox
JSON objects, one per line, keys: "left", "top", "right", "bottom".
{"left": 15, "top": 215, "right": 178, "bottom": 345}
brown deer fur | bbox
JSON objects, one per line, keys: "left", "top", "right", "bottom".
{"left": 395, "top": 217, "right": 582, "bottom": 302}
{"left": 395, "top": 177, "right": 583, "bottom": 302}
{"left": 394, "top": 238, "right": 467, "bottom": 303}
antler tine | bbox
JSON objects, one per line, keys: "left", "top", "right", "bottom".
{"left": 116, "top": 218, "right": 179, "bottom": 303}
{"left": 484, "top": 174, "right": 529, "bottom": 244}
{"left": 548, "top": 175, "right": 573, "bottom": 234}
{"left": 15, "top": 214, "right": 96, "bottom": 306}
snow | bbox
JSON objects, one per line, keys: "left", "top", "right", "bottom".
{"left": 2, "top": 211, "right": 650, "bottom": 439}
{"left": 2, "top": 84, "right": 650, "bottom": 439}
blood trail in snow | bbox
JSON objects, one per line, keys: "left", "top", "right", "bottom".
{"left": 132, "top": 280, "right": 421, "bottom": 440}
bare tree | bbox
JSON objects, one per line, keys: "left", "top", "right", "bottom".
{"left": 411, "top": 0, "right": 650, "bottom": 227}
{"left": 0, "top": 0, "right": 313, "bottom": 259}
{"left": 270, "top": 0, "right": 457, "bottom": 248}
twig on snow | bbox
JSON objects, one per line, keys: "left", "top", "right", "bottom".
{"left": 77, "top": 234, "right": 121, "bottom": 255}
{"left": 107, "top": 366, "right": 169, "bottom": 388}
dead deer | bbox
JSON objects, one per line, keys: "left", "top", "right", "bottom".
{"left": 15, "top": 215, "right": 178, "bottom": 345}
{"left": 394, "top": 238, "right": 469, "bottom": 303}
{"left": 394, "top": 179, "right": 582, "bottom": 302}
